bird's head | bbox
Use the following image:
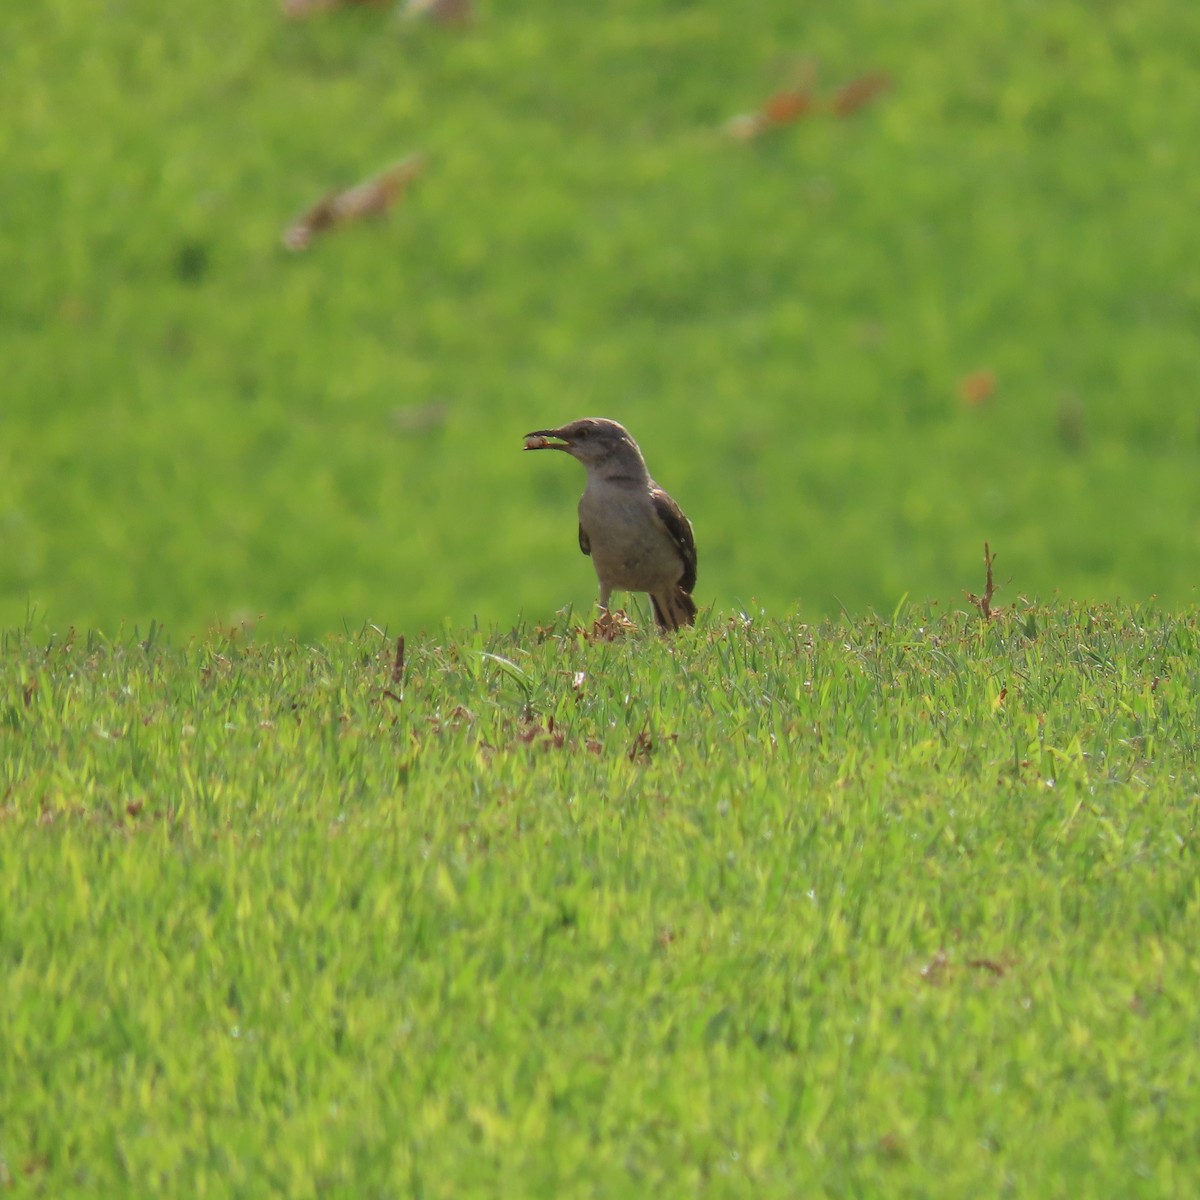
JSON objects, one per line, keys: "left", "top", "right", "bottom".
{"left": 523, "top": 418, "right": 642, "bottom": 469}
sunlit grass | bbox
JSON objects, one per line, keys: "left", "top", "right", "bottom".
{"left": 3, "top": 603, "right": 1198, "bottom": 1196}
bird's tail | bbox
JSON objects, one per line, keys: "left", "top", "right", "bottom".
{"left": 651, "top": 587, "right": 697, "bottom": 633}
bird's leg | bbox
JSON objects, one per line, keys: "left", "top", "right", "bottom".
{"left": 597, "top": 582, "right": 613, "bottom": 614}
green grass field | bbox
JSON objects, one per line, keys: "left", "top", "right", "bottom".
{"left": 3, "top": 605, "right": 1199, "bottom": 1196}
{"left": 5, "top": 2, "right": 1200, "bottom": 1195}
{"left": 4, "top": 0, "right": 1200, "bottom": 634}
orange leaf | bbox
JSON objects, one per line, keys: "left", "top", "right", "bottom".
{"left": 830, "top": 71, "right": 892, "bottom": 117}
{"left": 958, "top": 369, "right": 997, "bottom": 407}
{"left": 763, "top": 88, "right": 814, "bottom": 127}
{"left": 283, "top": 154, "right": 425, "bottom": 251}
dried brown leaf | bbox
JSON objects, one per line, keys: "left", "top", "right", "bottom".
{"left": 762, "top": 87, "right": 815, "bottom": 127}
{"left": 830, "top": 71, "right": 892, "bottom": 117}
{"left": 284, "top": 154, "right": 425, "bottom": 251}
{"left": 583, "top": 610, "right": 635, "bottom": 642}
{"left": 959, "top": 368, "right": 997, "bottom": 407}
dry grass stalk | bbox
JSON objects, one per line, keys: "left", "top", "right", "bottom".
{"left": 964, "top": 542, "right": 1005, "bottom": 620}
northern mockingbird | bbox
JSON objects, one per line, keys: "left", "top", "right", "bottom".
{"left": 524, "top": 418, "right": 698, "bottom": 631}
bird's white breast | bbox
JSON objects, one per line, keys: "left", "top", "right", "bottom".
{"left": 579, "top": 477, "right": 681, "bottom": 590}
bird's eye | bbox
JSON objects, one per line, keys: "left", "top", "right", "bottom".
{"left": 576, "top": 427, "right": 589, "bottom": 440}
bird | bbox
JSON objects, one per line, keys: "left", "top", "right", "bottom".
{"left": 524, "top": 418, "right": 698, "bottom": 632}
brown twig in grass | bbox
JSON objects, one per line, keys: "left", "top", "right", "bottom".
{"left": 382, "top": 635, "right": 406, "bottom": 704}
{"left": 964, "top": 541, "right": 1004, "bottom": 620}
{"left": 965, "top": 957, "right": 1006, "bottom": 977}
{"left": 922, "top": 949, "right": 1010, "bottom": 984}
{"left": 627, "top": 724, "right": 654, "bottom": 763}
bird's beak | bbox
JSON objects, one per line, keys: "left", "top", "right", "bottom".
{"left": 523, "top": 428, "right": 570, "bottom": 451}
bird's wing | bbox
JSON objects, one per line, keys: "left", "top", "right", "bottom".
{"left": 578, "top": 522, "right": 591, "bottom": 556}
{"left": 650, "top": 487, "right": 697, "bottom": 594}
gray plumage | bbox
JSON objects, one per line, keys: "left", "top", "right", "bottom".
{"left": 524, "top": 418, "right": 697, "bottom": 631}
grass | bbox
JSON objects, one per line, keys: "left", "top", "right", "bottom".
{"left": 3, "top": 602, "right": 1199, "bottom": 1196}
{"left": 4, "top": 1, "right": 1200, "bottom": 635}
{"left": 5, "top": 2, "right": 1200, "bottom": 1195}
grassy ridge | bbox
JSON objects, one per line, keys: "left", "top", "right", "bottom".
{"left": 3, "top": 605, "right": 1198, "bottom": 1195}
{"left": 5, "top": 2, "right": 1200, "bottom": 635}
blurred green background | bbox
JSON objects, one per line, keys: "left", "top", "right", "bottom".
{"left": 4, "top": 0, "right": 1199, "bottom": 638}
